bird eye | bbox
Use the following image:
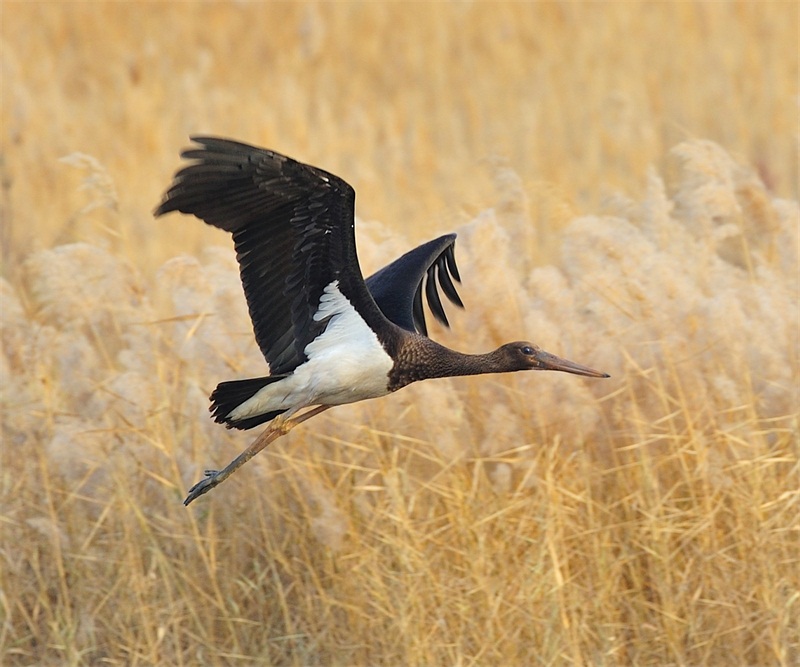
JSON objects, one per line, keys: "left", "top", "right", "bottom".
{"left": 521, "top": 346, "right": 534, "bottom": 355}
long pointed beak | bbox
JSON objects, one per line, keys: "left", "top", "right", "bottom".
{"left": 533, "top": 349, "right": 610, "bottom": 378}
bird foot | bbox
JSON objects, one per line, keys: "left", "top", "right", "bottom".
{"left": 184, "top": 469, "right": 221, "bottom": 506}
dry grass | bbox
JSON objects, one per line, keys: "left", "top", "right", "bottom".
{"left": 2, "top": 2, "right": 798, "bottom": 666}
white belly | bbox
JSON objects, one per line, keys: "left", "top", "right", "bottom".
{"left": 228, "top": 280, "right": 393, "bottom": 421}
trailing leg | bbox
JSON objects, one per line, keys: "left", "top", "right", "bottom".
{"left": 183, "top": 405, "right": 331, "bottom": 505}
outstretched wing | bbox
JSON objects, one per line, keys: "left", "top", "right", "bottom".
{"left": 366, "top": 234, "right": 464, "bottom": 336}
{"left": 155, "top": 136, "right": 389, "bottom": 375}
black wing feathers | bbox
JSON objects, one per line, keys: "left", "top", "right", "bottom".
{"left": 365, "top": 234, "right": 464, "bottom": 336}
{"left": 155, "top": 136, "right": 383, "bottom": 375}
{"left": 156, "top": 137, "right": 467, "bottom": 376}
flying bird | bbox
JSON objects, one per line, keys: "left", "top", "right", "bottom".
{"left": 155, "top": 137, "right": 609, "bottom": 505}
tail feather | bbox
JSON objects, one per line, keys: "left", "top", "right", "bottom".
{"left": 210, "top": 376, "right": 288, "bottom": 430}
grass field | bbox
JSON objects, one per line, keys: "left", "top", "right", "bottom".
{"left": 2, "top": 2, "right": 798, "bottom": 665}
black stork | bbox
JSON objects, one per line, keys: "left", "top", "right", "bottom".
{"left": 155, "top": 137, "right": 609, "bottom": 505}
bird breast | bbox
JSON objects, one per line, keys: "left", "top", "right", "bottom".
{"left": 295, "top": 280, "right": 394, "bottom": 406}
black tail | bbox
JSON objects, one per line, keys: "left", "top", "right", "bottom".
{"left": 209, "top": 376, "right": 288, "bottom": 430}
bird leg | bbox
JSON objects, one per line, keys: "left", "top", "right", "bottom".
{"left": 183, "top": 405, "right": 332, "bottom": 506}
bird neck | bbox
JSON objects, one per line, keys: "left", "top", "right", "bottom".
{"left": 421, "top": 345, "right": 498, "bottom": 379}
{"left": 388, "top": 336, "right": 510, "bottom": 392}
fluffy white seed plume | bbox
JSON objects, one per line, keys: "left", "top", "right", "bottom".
{"left": 23, "top": 243, "right": 144, "bottom": 330}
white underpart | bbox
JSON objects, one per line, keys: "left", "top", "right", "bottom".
{"left": 228, "top": 280, "right": 393, "bottom": 421}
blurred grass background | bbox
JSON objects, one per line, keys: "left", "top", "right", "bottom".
{"left": 1, "top": 2, "right": 798, "bottom": 666}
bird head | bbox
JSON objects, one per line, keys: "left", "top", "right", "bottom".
{"left": 500, "top": 342, "right": 610, "bottom": 378}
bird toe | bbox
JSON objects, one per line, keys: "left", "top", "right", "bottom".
{"left": 184, "top": 471, "right": 221, "bottom": 506}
